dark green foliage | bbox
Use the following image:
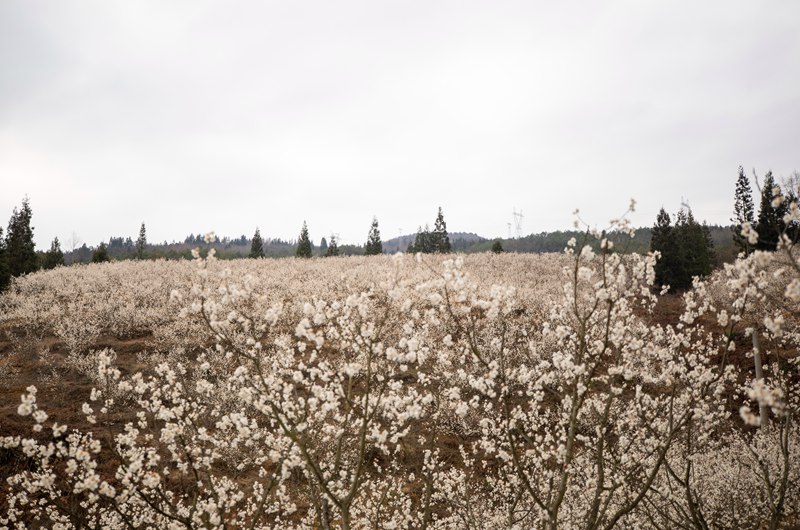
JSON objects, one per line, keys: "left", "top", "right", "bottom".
{"left": 432, "top": 207, "right": 451, "bottom": 253}
{"left": 136, "top": 223, "right": 147, "bottom": 259}
{"left": 731, "top": 166, "right": 756, "bottom": 254}
{"left": 250, "top": 227, "right": 265, "bottom": 258}
{"left": 491, "top": 240, "right": 504, "bottom": 253}
{"left": 319, "top": 237, "right": 328, "bottom": 255}
{"left": 5, "top": 197, "right": 38, "bottom": 277}
{"left": 0, "top": 227, "right": 10, "bottom": 291}
{"left": 784, "top": 174, "right": 800, "bottom": 243}
{"left": 755, "top": 171, "right": 788, "bottom": 251}
{"left": 296, "top": 221, "right": 313, "bottom": 258}
{"left": 408, "top": 209, "right": 452, "bottom": 254}
{"left": 410, "top": 225, "right": 434, "bottom": 253}
{"left": 365, "top": 217, "right": 383, "bottom": 255}
{"left": 650, "top": 206, "right": 716, "bottom": 291}
{"left": 325, "top": 235, "right": 339, "bottom": 257}
{"left": 651, "top": 208, "right": 678, "bottom": 287}
{"left": 42, "top": 237, "right": 65, "bottom": 270}
{"left": 679, "top": 210, "right": 715, "bottom": 286}
{"left": 109, "top": 236, "right": 134, "bottom": 252}
{"left": 92, "top": 242, "right": 110, "bottom": 263}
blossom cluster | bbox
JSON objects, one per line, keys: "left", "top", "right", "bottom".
{"left": 1, "top": 203, "right": 799, "bottom": 529}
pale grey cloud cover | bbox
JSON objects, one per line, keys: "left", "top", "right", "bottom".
{"left": 1, "top": 1, "right": 799, "bottom": 248}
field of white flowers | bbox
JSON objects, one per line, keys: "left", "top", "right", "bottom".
{"left": 0, "top": 209, "right": 798, "bottom": 529}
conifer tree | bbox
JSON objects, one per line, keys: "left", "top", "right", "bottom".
{"left": 433, "top": 207, "right": 451, "bottom": 253}
{"left": 365, "top": 217, "right": 383, "bottom": 255}
{"left": 702, "top": 222, "right": 717, "bottom": 268}
{"left": 250, "top": 227, "right": 265, "bottom": 258}
{"left": 651, "top": 206, "right": 715, "bottom": 290}
{"left": 0, "top": 227, "right": 10, "bottom": 291}
{"left": 651, "top": 208, "right": 677, "bottom": 288}
{"left": 755, "top": 171, "right": 787, "bottom": 251}
{"left": 731, "top": 166, "right": 756, "bottom": 254}
{"left": 319, "top": 237, "right": 328, "bottom": 255}
{"left": 491, "top": 240, "right": 504, "bottom": 253}
{"left": 136, "top": 223, "right": 147, "bottom": 259}
{"left": 679, "top": 209, "right": 714, "bottom": 283}
{"left": 296, "top": 221, "right": 313, "bottom": 258}
{"left": 42, "top": 237, "right": 65, "bottom": 270}
{"left": 5, "top": 197, "right": 38, "bottom": 277}
{"left": 784, "top": 172, "right": 800, "bottom": 242}
{"left": 92, "top": 242, "right": 110, "bottom": 263}
{"left": 325, "top": 235, "right": 339, "bottom": 257}
{"left": 411, "top": 225, "right": 434, "bottom": 253}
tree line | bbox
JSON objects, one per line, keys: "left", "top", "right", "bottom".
{"left": 0, "top": 203, "right": 455, "bottom": 285}
{"left": 0, "top": 197, "right": 62, "bottom": 291}
{"left": 650, "top": 166, "right": 799, "bottom": 290}
{"left": 272, "top": 207, "right": 452, "bottom": 259}
{"left": 2, "top": 169, "right": 797, "bottom": 293}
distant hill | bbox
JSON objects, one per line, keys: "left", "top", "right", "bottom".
{"left": 63, "top": 226, "right": 739, "bottom": 266}
{"left": 463, "top": 225, "right": 737, "bottom": 265}
{"left": 383, "top": 232, "right": 487, "bottom": 253}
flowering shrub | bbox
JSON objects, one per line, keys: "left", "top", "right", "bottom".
{"left": 1, "top": 199, "right": 799, "bottom": 529}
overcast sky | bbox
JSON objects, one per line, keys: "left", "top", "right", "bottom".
{"left": 1, "top": 1, "right": 799, "bottom": 248}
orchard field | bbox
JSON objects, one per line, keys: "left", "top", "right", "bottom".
{"left": 0, "top": 219, "right": 798, "bottom": 529}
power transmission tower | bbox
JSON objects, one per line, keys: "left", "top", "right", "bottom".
{"left": 512, "top": 209, "right": 524, "bottom": 239}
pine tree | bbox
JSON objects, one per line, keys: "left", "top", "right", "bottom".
{"left": 5, "top": 197, "right": 38, "bottom": 277}
{"left": 325, "top": 235, "right": 339, "bottom": 257}
{"left": 250, "top": 227, "right": 265, "bottom": 258}
{"left": 365, "top": 217, "right": 383, "bottom": 255}
{"left": 319, "top": 237, "right": 328, "bottom": 255}
{"left": 679, "top": 209, "right": 714, "bottom": 283}
{"left": 92, "top": 242, "right": 110, "bottom": 263}
{"left": 432, "top": 207, "right": 451, "bottom": 253}
{"left": 136, "top": 223, "right": 147, "bottom": 259}
{"left": 731, "top": 166, "right": 756, "bottom": 254}
{"left": 296, "top": 221, "right": 313, "bottom": 258}
{"left": 784, "top": 172, "right": 800, "bottom": 243}
{"left": 411, "top": 225, "right": 434, "bottom": 253}
{"left": 651, "top": 208, "right": 676, "bottom": 288}
{"left": 652, "top": 206, "right": 716, "bottom": 291}
{"left": 755, "top": 171, "right": 787, "bottom": 251}
{"left": 42, "top": 237, "right": 65, "bottom": 270}
{"left": 702, "top": 223, "right": 717, "bottom": 269}
{"left": 0, "top": 227, "right": 10, "bottom": 291}
{"left": 491, "top": 240, "right": 504, "bottom": 253}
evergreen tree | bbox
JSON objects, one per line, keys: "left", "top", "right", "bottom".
{"left": 136, "top": 223, "right": 147, "bottom": 259}
{"left": 411, "top": 225, "right": 434, "bottom": 253}
{"left": 651, "top": 206, "right": 716, "bottom": 290}
{"left": 92, "top": 242, "right": 110, "bottom": 263}
{"left": 365, "top": 217, "right": 383, "bottom": 255}
{"left": 42, "top": 237, "right": 65, "bottom": 270}
{"left": 0, "top": 227, "right": 10, "bottom": 291}
{"left": 491, "top": 240, "right": 504, "bottom": 253}
{"left": 755, "top": 171, "right": 787, "bottom": 251}
{"left": 5, "top": 197, "right": 38, "bottom": 277}
{"left": 651, "top": 208, "right": 677, "bottom": 288}
{"left": 319, "top": 237, "right": 328, "bottom": 255}
{"left": 296, "top": 221, "right": 313, "bottom": 258}
{"left": 678, "top": 209, "right": 714, "bottom": 284}
{"left": 702, "top": 223, "right": 717, "bottom": 269}
{"left": 432, "top": 207, "right": 451, "bottom": 253}
{"left": 731, "top": 166, "right": 756, "bottom": 254}
{"left": 325, "top": 235, "right": 339, "bottom": 257}
{"left": 784, "top": 172, "right": 800, "bottom": 243}
{"left": 250, "top": 227, "right": 265, "bottom": 258}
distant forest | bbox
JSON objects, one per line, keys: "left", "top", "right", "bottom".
{"left": 62, "top": 225, "right": 738, "bottom": 266}
{"left": 6, "top": 161, "right": 791, "bottom": 290}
